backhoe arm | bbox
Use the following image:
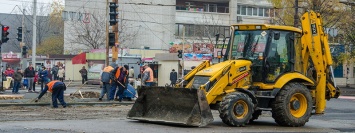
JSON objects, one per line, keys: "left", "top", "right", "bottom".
{"left": 301, "top": 10, "right": 340, "bottom": 114}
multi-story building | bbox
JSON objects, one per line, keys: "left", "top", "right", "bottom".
{"left": 63, "top": 0, "right": 274, "bottom": 53}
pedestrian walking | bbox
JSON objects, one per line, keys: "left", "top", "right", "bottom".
{"left": 35, "top": 80, "right": 67, "bottom": 108}
{"left": 58, "top": 67, "right": 65, "bottom": 82}
{"left": 79, "top": 66, "right": 88, "bottom": 84}
{"left": 13, "top": 68, "right": 23, "bottom": 94}
{"left": 110, "top": 65, "right": 129, "bottom": 101}
{"left": 170, "top": 69, "right": 177, "bottom": 87}
{"left": 39, "top": 66, "right": 50, "bottom": 92}
{"left": 99, "top": 63, "right": 116, "bottom": 101}
{"left": 24, "top": 64, "right": 36, "bottom": 92}
{"left": 51, "top": 65, "right": 59, "bottom": 80}
{"left": 142, "top": 63, "right": 154, "bottom": 86}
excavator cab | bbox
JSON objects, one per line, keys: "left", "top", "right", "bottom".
{"left": 225, "top": 26, "right": 303, "bottom": 83}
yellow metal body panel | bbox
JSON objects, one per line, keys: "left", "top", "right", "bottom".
{"left": 253, "top": 73, "right": 314, "bottom": 90}
{"left": 231, "top": 24, "right": 302, "bottom": 33}
{"left": 193, "top": 60, "right": 252, "bottom": 104}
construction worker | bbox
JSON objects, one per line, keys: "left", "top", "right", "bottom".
{"left": 35, "top": 80, "right": 67, "bottom": 108}
{"left": 110, "top": 65, "right": 129, "bottom": 101}
{"left": 99, "top": 63, "right": 116, "bottom": 101}
{"left": 142, "top": 63, "right": 154, "bottom": 86}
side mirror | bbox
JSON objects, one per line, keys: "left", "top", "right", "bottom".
{"left": 274, "top": 32, "right": 280, "bottom": 40}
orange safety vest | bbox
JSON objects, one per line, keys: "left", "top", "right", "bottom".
{"left": 114, "top": 67, "right": 128, "bottom": 83}
{"left": 103, "top": 66, "right": 114, "bottom": 73}
{"left": 46, "top": 80, "right": 61, "bottom": 93}
{"left": 144, "top": 67, "right": 154, "bottom": 82}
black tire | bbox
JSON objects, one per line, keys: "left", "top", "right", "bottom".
{"left": 271, "top": 82, "right": 312, "bottom": 127}
{"left": 249, "top": 110, "right": 262, "bottom": 123}
{"left": 219, "top": 92, "right": 254, "bottom": 126}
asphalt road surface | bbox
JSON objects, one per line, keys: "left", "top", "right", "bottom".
{"left": 0, "top": 97, "right": 354, "bottom": 133}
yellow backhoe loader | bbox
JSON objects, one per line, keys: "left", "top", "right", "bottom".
{"left": 127, "top": 10, "right": 340, "bottom": 127}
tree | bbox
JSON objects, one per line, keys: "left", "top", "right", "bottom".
{"left": 267, "top": 0, "right": 346, "bottom": 28}
{"left": 36, "top": 0, "right": 64, "bottom": 55}
{"left": 5, "top": 0, "right": 64, "bottom": 55}
{"left": 67, "top": 11, "right": 106, "bottom": 51}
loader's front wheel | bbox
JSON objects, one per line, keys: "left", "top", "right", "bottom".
{"left": 219, "top": 92, "right": 254, "bottom": 126}
{"left": 271, "top": 82, "right": 312, "bottom": 127}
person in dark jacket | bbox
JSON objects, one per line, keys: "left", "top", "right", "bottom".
{"left": 51, "top": 65, "right": 59, "bottom": 80}
{"left": 99, "top": 63, "right": 116, "bottom": 101}
{"left": 24, "top": 64, "right": 36, "bottom": 92}
{"left": 35, "top": 80, "right": 67, "bottom": 108}
{"left": 39, "top": 66, "right": 49, "bottom": 92}
{"left": 110, "top": 65, "right": 129, "bottom": 101}
{"left": 79, "top": 66, "right": 88, "bottom": 84}
{"left": 170, "top": 69, "right": 178, "bottom": 87}
{"left": 13, "top": 68, "right": 23, "bottom": 94}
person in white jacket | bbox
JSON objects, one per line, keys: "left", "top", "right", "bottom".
{"left": 57, "top": 67, "right": 65, "bottom": 82}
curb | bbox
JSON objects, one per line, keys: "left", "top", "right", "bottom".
{"left": 0, "top": 102, "right": 134, "bottom": 107}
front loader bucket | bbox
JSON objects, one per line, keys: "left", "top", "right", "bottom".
{"left": 127, "top": 86, "right": 213, "bottom": 127}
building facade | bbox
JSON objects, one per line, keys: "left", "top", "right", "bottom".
{"left": 63, "top": 0, "right": 274, "bottom": 53}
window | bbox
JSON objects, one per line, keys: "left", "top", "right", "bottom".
{"left": 237, "top": 5, "right": 241, "bottom": 15}
{"left": 258, "top": 8, "right": 264, "bottom": 16}
{"left": 264, "top": 8, "right": 270, "bottom": 17}
{"left": 247, "top": 7, "right": 252, "bottom": 16}
{"left": 204, "top": 4, "right": 218, "bottom": 12}
{"left": 175, "top": 24, "right": 179, "bottom": 36}
{"left": 252, "top": 7, "right": 258, "bottom": 16}
{"left": 209, "top": 4, "right": 217, "bottom": 12}
{"left": 241, "top": 6, "right": 247, "bottom": 15}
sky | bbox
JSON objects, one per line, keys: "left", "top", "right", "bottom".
{"left": 0, "top": 0, "right": 64, "bottom": 14}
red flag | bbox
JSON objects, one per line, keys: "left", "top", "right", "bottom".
{"left": 72, "top": 53, "right": 86, "bottom": 64}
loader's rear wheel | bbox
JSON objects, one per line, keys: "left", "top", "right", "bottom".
{"left": 219, "top": 92, "right": 254, "bottom": 126}
{"left": 271, "top": 82, "right": 312, "bottom": 127}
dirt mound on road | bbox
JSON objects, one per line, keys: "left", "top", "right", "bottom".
{"left": 69, "top": 91, "right": 100, "bottom": 98}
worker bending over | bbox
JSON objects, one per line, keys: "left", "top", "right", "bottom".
{"left": 35, "top": 80, "right": 67, "bottom": 108}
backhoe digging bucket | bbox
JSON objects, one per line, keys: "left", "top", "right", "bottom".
{"left": 127, "top": 86, "right": 214, "bottom": 127}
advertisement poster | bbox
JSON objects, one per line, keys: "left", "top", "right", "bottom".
{"left": 87, "top": 60, "right": 105, "bottom": 79}
{"left": 192, "top": 43, "right": 214, "bottom": 54}
{"left": 169, "top": 43, "right": 214, "bottom": 54}
{"left": 183, "top": 53, "right": 213, "bottom": 61}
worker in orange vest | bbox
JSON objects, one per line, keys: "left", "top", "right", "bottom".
{"left": 110, "top": 65, "right": 129, "bottom": 101}
{"left": 35, "top": 80, "right": 67, "bottom": 108}
{"left": 142, "top": 63, "right": 154, "bottom": 86}
{"left": 99, "top": 63, "right": 116, "bottom": 101}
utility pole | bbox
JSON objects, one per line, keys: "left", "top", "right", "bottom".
{"left": 32, "top": 0, "right": 37, "bottom": 66}
{"left": 294, "top": 0, "right": 299, "bottom": 27}
{"left": 112, "top": 0, "right": 119, "bottom": 63}
{"left": 181, "top": 25, "right": 185, "bottom": 78}
{"left": 106, "top": 0, "right": 109, "bottom": 66}
{"left": 21, "top": 9, "right": 26, "bottom": 70}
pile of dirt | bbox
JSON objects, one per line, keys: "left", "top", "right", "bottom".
{"left": 0, "top": 95, "right": 23, "bottom": 100}
{"left": 69, "top": 91, "right": 100, "bottom": 98}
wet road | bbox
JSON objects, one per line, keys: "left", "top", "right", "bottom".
{"left": 0, "top": 97, "right": 354, "bottom": 133}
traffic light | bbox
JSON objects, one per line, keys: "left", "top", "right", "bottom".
{"left": 17, "top": 27, "right": 22, "bottom": 42}
{"left": 22, "top": 46, "right": 28, "bottom": 57}
{"left": 177, "top": 50, "right": 182, "bottom": 58}
{"left": 109, "top": 2, "right": 119, "bottom": 26}
{"left": 1, "top": 25, "right": 10, "bottom": 43}
{"left": 108, "top": 32, "right": 115, "bottom": 46}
